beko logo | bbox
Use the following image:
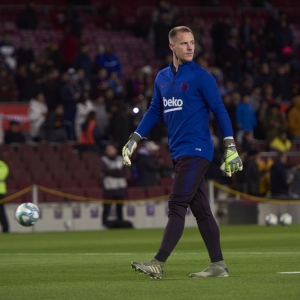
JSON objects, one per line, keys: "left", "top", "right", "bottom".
{"left": 163, "top": 97, "right": 183, "bottom": 113}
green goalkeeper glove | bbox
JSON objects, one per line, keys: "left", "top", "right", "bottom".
{"left": 122, "top": 132, "right": 142, "bottom": 166}
{"left": 220, "top": 138, "right": 243, "bottom": 177}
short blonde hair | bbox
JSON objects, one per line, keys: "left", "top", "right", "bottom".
{"left": 168, "top": 26, "right": 194, "bottom": 42}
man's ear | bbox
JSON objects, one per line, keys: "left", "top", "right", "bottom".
{"left": 169, "top": 42, "right": 174, "bottom": 52}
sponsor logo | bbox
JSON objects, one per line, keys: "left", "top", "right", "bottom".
{"left": 163, "top": 97, "right": 183, "bottom": 113}
{"left": 195, "top": 148, "right": 201, "bottom": 151}
{"left": 160, "top": 85, "right": 167, "bottom": 88}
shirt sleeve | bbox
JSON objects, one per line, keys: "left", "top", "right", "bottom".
{"left": 135, "top": 77, "right": 162, "bottom": 138}
{"left": 198, "top": 72, "right": 233, "bottom": 139}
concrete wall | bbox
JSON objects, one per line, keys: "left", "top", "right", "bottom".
{"left": 5, "top": 200, "right": 199, "bottom": 233}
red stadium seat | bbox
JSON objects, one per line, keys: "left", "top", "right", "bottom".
{"left": 146, "top": 187, "right": 167, "bottom": 199}
{"left": 126, "top": 188, "right": 146, "bottom": 200}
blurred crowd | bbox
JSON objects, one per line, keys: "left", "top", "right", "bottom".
{"left": 1, "top": 1, "right": 300, "bottom": 197}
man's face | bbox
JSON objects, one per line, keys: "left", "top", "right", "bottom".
{"left": 169, "top": 31, "right": 195, "bottom": 64}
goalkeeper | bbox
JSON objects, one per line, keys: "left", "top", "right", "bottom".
{"left": 122, "top": 26, "right": 242, "bottom": 279}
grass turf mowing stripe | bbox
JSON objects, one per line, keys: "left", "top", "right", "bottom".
{"left": 1, "top": 225, "right": 300, "bottom": 300}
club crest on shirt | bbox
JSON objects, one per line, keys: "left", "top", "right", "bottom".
{"left": 180, "top": 82, "right": 188, "bottom": 91}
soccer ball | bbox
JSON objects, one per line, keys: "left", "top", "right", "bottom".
{"left": 265, "top": 213, "right": 278, "bottom": 226}
{"left": 279, "top": 213, "right": 292, "bottom": 226}
{"left": 15, "top": 203, "right": 40, "bottom": 227}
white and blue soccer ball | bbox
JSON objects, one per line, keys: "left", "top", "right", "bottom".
{"left": 265, "top": 213, "right": 278, "bottom": 226}
{"left": 279, "top": 213, "right": 292, "bottom": 226}
{"left": 15, "top": 203, "right": 40, "bottom": 227}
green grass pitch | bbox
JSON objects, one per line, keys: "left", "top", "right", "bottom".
{"left": 0, "top": 225, "right": 300, "bottom": 300}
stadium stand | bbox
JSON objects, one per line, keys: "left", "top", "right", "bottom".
{"left": 1, "top": 0, "right": 300, "bottom": 203}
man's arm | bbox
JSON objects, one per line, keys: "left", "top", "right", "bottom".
{"left": 199, "top": 72, "right": 242, "bottom": 176}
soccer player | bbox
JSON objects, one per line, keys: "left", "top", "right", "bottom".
{"left": 122, "top": 26, "right": 243, "bottom": 279}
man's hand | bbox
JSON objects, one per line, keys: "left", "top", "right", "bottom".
{"left": 220, "top": 138, "right": 243, "bottom": 177}
{"left": 122, "top": 132, "right": 142, "bottom": 166}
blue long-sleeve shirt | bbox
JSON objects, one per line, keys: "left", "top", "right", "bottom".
{"left": 236, "top": 102, "right": 257, "bottom": 131}
{"left": 135, "top": 61, "right": 233, "bottom": 161}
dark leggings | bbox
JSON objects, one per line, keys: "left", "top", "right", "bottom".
{"left": 102, "top": 196, "right": 123, "bottom": 226}
{"left": 158, "top": 156, "right": 223, "bottom": 262}
{"left": 0, "top": 198, "right": 9, "bottom": 233}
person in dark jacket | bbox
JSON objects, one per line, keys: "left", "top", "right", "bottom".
{"left": 136, "top": 141, "right": 162, "bottom": 187}
{"left": 60, "top": 69, "right": 82, "bottom": 138}
{"left": 270, "top": 152, "right": 291, "bottom": 198}
{"left": 101, "top": 144, "right": 127, "bottom": 228}
{"left": 40, "top": 105, "right": 68, "bottom": 143}
{"left": 4, "top": 121, "right": 26, "bottom": 144}
{"left": 73, "top": 44, "right": 92, "bottom": 83}
{"left": 17, "top": 2, "right": 38, "bottom": 30}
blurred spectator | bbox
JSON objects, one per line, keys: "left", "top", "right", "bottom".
{"left": 263, "top": 103, "right": 286, "bottom": 142}
{"left": 60, "top": 28, "right": 80, "bottom": 70}
{"left": 241, "top": 131, "right": 255, "bottom": 154}
{"left": 211, "top": 16, "right": 231, "bottom": 67}
{"left": 269, "top": 131, "right": 292, "bottom": 152}
{"left": 254, "top": 101, "right": 268, "bottom": 140}
{"left": 239, "top": 16, "right": 254, "bottom": 48}
{"left": 0, "top": 159, "right": 9, "bottom": 233}
{"left": 189, "top": 17, "right": 204, "bottom": 56}
{"left": 0, "top": 68, "right": 15, "bottom": 102}
{"left": 4, "top": 121, "right": 26, "bottom": 144}
{"left": 135, "top": 141, "right": 162, "bottom": 187}
{"left": 27, "top": 61, "right": 45, "bottom": 97}
{"left": 244, "top": 149, "right": 266, "bottom": 196}
{"left": 103, "top": 87, "right": 118, "bottom": 112}
{"left": 108, "top": 102, "right": 130, "bottom": 155}
{"left": 287, "top": 95, "right": 300, "bottom": 140}
{"left": 79, "top": 111, "right": 102, "bottom": 153}
{"left": 43, "top": 68, "right": 61, "bottom": 111}
{"left": 73, "top": 44, "right": 92, "bottom": 83}
{"left": 77, "top": 68, "right": 91, "bottom": 93}
{"left": 28, "top": 92, "right": 48, "bottom": 141}
{"left": 274, "top": 18, "right": 293, "bottom": 56}
{"left": 107, "top": 71, "right": 123, "bottom": 95}
{"left": 15, "top": 38, "right": 35, "bottom": 67}
{"left": 150, "top": 0, "right": 181, "bottom": 59}
{"left": 126, "top": 67, "right": 145, "bottom": 104}
{"left": 221, "top": 37, "right": 241, "bottom": 83}
{"left": 254, "top": 63, "right": 272, "bottom": 88}
{"left": 270, "top": 152, "right": 292, "bottom": 198}
{"left": 222, "top": 94, "right": 237, "bottom": 134}
{"left": 75, "top": 92, "right": 95, "bottom": 140}
{"left": 96, "top": 4, "right": 121, "bottom": 30}
{"left": 17, "top": 1, "right": 39, "bottom": 30}
{"left": 248, "top": 86, "right": 262, "bottom": 113}
{"left": 43, "top": 38, "right": 62, "bottom": 69}
{"left": 93, "top": 95, "right": 109, "bottom": 138}
{"left": 101, "top": 144, "right": 127, "bottom": 228}
{"left": 15, "top": 65, "right": 33, "bottom": 102}
{"left": 65, "top": 4, "right": 84, "bottom": 38}
{"left": 236, "top": 94, "right": 257, "bottom": 143}
{"left": 0, "top": 33, "right": 15, "bottom": 72}
{"left": 40, "top": 105, "right": 68, "bottom": 143}
{"left": 95, "top": 43, "right": 121, "bottom": 78}
{"left": 272, "top": 64, "right": 291, "bottom": 101}
{"left": 262, "top": 83, "right": 276, "bottom": 105}
{"left": 60, "top": 68, "right": 82, "bottom": 138}
{"left": 93, "top": 68, "right": 110, "bottom": 97}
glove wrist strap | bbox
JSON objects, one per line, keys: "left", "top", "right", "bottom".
{"left": 129, "top": 132, "right": 143, "bottom": 143}
{"left": 223, "top": 138, "right": 235, "bottom": 148}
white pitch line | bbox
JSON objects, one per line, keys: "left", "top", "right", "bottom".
{"left": 1, "top": 252, "right": 300, "bottom": 256}
{"left": 278, "top": 272, "right": 300, "bottom": 274}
